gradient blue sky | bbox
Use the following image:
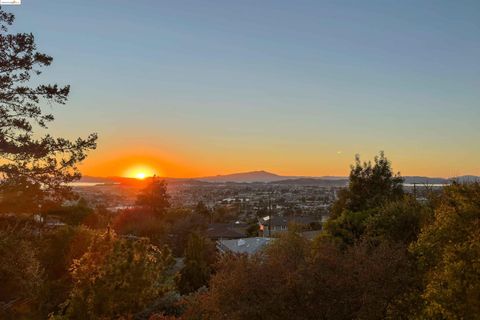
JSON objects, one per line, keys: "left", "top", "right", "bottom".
{"left": 8, "top": 0, "right": 480, "bottom": 177}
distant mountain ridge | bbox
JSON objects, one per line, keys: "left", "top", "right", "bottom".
{"left": 404, "top": 176, "right": 480, "bottom": 184}
{"left": 81, "top": 171, "right": 480, "bottom": 185}
{"left": 197, "top": 170, "right": 286, "bottom": 183}
{"left": 195, "top": 171, "right": 480, "bottom": 184}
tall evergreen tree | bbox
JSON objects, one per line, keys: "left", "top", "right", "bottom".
{"left": 136, "top": 177, "right": 171, "bottom": 216}
{"left": 0, "top": 8, "right": 97, "bottom": 213}
{"left": 325, "top": 152, "right": 405, "bottom": 247}
{"left": 331, "top": 151, "right": 404, "bottom": 217}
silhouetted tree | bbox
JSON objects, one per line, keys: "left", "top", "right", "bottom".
{"left": 112, "top": 207, "right": 159, "bottom": 232}
{"left": 194, "top": 201, "right": 211, "bottom": 219}
{"left": 136, "top": 177, "right": 171, "bottom": 216}
{"left": 47, "top": 198, "right": 94, "bottom": 226}
{"left": 162, "top": 210, "right": 207, "bottom": 256}
{"left": 0, "top": 8, "right": 97, "bottom": 213}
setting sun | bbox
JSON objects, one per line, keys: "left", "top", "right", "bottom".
{"left": 135, "top": 172, "right": 147, "bottom": 180}
{"left": 123, "top": 165, "right": 158, "bottom": 179}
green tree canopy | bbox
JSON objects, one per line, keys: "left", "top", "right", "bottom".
{"left": 324, "top": 152, "right": 406, "bottom": 247}
{"left": 331, "top": 151, "right": 404, "bottom": 217}
{"left": 412, "top": 183, "right": 480, "bottom": 318}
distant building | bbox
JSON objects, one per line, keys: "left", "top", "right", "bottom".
{"left": 217, "top": 237, "right": 273, "bottom": 255}
{"left": 259, "top": 215, "right": 318, "bottom": 237}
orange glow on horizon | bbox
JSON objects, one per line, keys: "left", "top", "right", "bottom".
{"left": 123, "top": 165, "right": 159, "bottom": 179}
{"left": 79, "top": 151, "right": 201, "bottom": 178}
{"left": 78, "top": 149, "right": 473, "bottom": 179}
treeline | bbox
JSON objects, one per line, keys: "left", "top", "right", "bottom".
{"left": 0, "top": 178, "right": 216, "bottom": 319}
{"left": 174, "top": 153, "right": 480, "bottom": 320}
{"left": 1, "top": 153, "right": 479, "bottom": 319}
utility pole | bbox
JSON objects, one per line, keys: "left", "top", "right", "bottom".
{"left": 268, "top": 194, "right": 271, "bottom": 237}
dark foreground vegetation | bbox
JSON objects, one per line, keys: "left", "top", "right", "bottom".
{"left": 2, "top": 154, "right": 480, "bottom": 319}
{"left": 1, "top": 7, "right": 479, "bottom": 320}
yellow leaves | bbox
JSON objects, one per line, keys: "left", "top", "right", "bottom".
{"left": 413, "top": 183, "right": 480, "bottom": 318}
{"left": 62, "top": 230, "right": 174, "bottom": 319}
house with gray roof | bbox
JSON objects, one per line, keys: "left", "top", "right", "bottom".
{"left": 217, "top": 237, "right": 273, "bottom": 255}
{"left": 258, "top": 215, "right": 318, "bottom": 237}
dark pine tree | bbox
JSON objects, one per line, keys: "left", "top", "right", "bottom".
{"left": 0, "top": 8, "right": 97, "bottom": 213}
{"left": 136, "top": 177, "right": 171, "bottom": 216}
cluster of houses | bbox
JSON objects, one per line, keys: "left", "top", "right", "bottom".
{"left": 31, "top": 210, "right": 323, "bottom": 256}
{"left": 207, "top": 215, "right": 322, "bottom": 255}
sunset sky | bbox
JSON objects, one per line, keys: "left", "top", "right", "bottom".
{"left": 9, "top": 0, "right": 480, "bottom": 178}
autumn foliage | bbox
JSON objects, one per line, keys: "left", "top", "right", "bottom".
{"left": 0, "top": 6, "right": 478, "bottom": 317}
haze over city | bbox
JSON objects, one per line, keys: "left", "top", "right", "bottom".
{"left": 8, "top": 0, "right": 480, "bottom": 178}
